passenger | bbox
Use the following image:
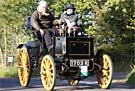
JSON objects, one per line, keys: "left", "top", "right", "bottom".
{"left": 30, "top": 1, "right": 57, "bottom": 56}
{"left": 59, "top": 3, "right": 83, "bottom": 35}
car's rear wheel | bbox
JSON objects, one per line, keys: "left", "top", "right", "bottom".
{"left": 18, "top": 46, "right": 31, "bottom": 87}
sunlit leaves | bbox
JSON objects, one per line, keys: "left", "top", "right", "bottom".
{"left": 0, "top": 0, "right": 134, "bottom": 58}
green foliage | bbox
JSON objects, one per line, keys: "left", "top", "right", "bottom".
{"left": 97, "top": 43, "right": 133, "bottom": 62}
{"left": 113, "top": 61, "right": 130, "bottom": 72}
{"left": 127, "top": 69, "right": 135, "bottom": 86}
{"left": 130, "top": 55, "right": 135, "bottom": 69}
{"left": 127, "top": 55, "right": 135, "bottom": 86}
{"left": 103, "top": 0, "right": 135, "bottom": 43}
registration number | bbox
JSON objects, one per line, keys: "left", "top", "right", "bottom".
{"left": 70, "top": 59, "right": 89, "bottom": 67}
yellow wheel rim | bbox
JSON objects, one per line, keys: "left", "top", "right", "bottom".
{"left": 97, "top": 54, "right": 113, "bottom": 89}
{"left": 40, "top": 55, "right": 56, "bottom": 91}
{"left": 18, "top": 47, "right": 31, "bottom": 87}
{"left": 68, "top": 79, "right": 79, "bottom": 86}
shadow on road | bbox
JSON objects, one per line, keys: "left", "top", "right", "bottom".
{"left": 0, "top": 77, "right": 42, "bottom": 91}
{"left": 0, "top": 72, "right": 134, "bottom": 91}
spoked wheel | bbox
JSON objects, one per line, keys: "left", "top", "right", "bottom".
{"left": 68, "top": 79, "right": 79, "bottom": 86}
{"left": 96, "top": 54, "right": 113, "bottom": 89}
{"left": 40, "top": 55, "right": 56, "bottom": 91}
{"left": 18, "top": 46, "right": 31, "bottom": 87}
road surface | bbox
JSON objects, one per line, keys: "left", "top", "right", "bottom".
{"left": 0, "top": 72, "right": 134, "bottom": 91}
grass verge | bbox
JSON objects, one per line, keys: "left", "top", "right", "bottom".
{"left": 127, "top": 69, "right": 135, "bottom": 87}
{"left": 0, "top": 64, "right": 40, "bottom": 78}
{"left": 0, "top": 66, "right": 18, "bottom": 78}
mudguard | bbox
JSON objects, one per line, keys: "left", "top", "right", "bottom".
{"left": 17, "top": 43, "right": 32, "bottom": 49}
{"left": 17, "top": 40, "right": 41, "bottom": 58}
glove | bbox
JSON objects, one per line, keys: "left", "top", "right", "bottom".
{"left": 67, "top": 22, "right": 76, "bottom": 28}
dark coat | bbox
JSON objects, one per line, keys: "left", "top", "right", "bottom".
{"left": 31, "top": 10, "right": 55, "bottom": 31}
{"left": 59, "top": 12, "right": 82, "bottom": 26}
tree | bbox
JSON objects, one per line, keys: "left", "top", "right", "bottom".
{"left": 0, "top": 0, "right": 37, "bottom": 66}
{"left": 103, "top": 0, "right": 135, "bottom": 44}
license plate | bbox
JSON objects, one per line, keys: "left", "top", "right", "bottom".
{"left": 70, "top": 59, "right": 89, "bottom": 67}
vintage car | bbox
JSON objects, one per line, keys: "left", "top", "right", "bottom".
{"left": 17, "top": 24, "right": 113, "bottom": 91}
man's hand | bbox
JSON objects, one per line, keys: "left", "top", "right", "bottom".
{"left": 53, "top": 19, "right": 59, "bottom": 25}
{"left": 39, "top": 29, "right": 45, "bottom": 35}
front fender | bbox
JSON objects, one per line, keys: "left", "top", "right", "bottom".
{"left": 17, "top": 44, "right": 24, "bottom": 49}
{"left": 17, "top": 43, "right": 32, "bottom": 49}
{"left": 95, "top": 49, "right": 104, "bottom": 61}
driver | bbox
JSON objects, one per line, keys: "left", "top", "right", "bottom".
{"left": 58, "top": 3, "right": 83, "bottom": 34}
{"left": 31, "top": 1, "right": 57, "bottom": 56}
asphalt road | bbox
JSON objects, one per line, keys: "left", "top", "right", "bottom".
{"left": 0, "top": 72, "right": 134, "bottom": 91}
